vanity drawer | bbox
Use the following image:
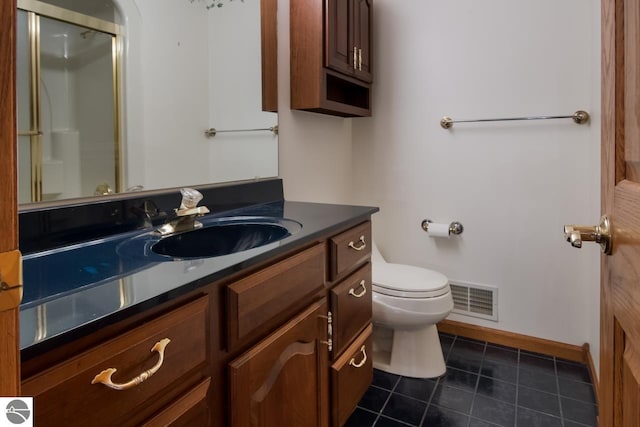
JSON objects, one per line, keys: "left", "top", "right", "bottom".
{"left": 22, "top": 297, "right": 209, "bottom": 427}
{"left": 330, "top": 263, "right": 372, "bottom": 358}
{"left": 331, "top": 324, "right": 373, "bottom": 427}
{"left": 227, "top": 243, "right": 326, "bottom": 349}
{"left": 329, "top": 221, "right": 372, "bottom": 280}
{"left": 141, "top": 378, "right": 211, "bottom": 427}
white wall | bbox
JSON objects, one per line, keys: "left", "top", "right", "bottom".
{"left": 347, "top": 0, "right": 601, "bottom": 365}
{"left": 277, "top": 0, "right": 354, "bottom": 204}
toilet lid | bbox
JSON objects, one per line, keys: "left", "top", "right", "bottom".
{"left": 372, "top": 262, "right": 450, "bottom": 298}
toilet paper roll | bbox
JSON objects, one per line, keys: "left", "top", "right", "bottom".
{"left": 427, "top": 222, "right": 450, "bottom": 238}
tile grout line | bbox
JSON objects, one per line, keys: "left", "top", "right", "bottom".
{"left": 372, "top": 371, "right": 402, "bottom": 427}
{"left": 514, "top": 348, "right": 520, "bottom": 427}
{"left": 554, "top": 356, "right": 566, "bottom": 427}
{"left": 464, "top": 339, "right": 487, "bottom": 427}
{"left": 416, "top": 334, "right": 457, "bottom": 427}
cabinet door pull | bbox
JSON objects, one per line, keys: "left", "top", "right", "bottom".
{"left": 353, "top": 46, "right": 358, "bottom": 70}
{"left": 91, "top": 338, "right": 171, "bottom": 390}
{"left": 348, "top": 280, "right": 367, "bottom": 298}
{"left": 348, "top": 345, "right": 367, "bottom": 368}
{"left": 348, "top": 235, "right": 367, "bottom": 251}
{"left": 358, "top": 48, "right": 362, "bottom": 71}
{"left": 319, "top": 311, "right": 333, "bottom": 352}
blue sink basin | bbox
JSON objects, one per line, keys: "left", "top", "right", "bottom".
{"left": 117, "top": 216, "right": 302, "bottom": 261}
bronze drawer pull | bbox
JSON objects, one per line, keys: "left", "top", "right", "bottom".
{"left": 348, "top": 235, "right": 367, "bottom": 251}
{"left": 91, "top": 338, "right": 171, "bottom": 390}
{"left": 348, "top": 345, "right": 367, "bottom": 368}
{"left": 348, "top": 280, "right": 367, "bottom": 298}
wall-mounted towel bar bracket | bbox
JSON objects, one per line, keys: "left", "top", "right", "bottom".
{"left": 204, "top": 125, "right": 279, "bottom": 138}
{"left": 440, "top": 110, "right": 589, "bottom": 129}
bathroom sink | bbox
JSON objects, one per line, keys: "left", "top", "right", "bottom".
{"left": 153, "top": 221, "right": 294, "bottom": 258}
{"left": 117, "top": 216, "right": 302, "bottom": 261}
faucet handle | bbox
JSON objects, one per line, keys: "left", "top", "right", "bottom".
{"left": 179, "top": 188, "right": 204, "bottom": 210}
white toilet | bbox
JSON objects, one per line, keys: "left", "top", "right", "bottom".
{"left": 371, "top": 243, "right": 454, "bottom": 378}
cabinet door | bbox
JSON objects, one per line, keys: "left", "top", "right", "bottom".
{"left": 229, "top": 300, "right": 330, "bottom": 427}
{"left": 353, "top": 0, "right": 372, "bottom": 82}
{"left": 326, "top": 0, "right": 354, "bottom": 76}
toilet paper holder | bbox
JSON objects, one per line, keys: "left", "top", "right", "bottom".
{"left": 421, "top": 219, "right": 464, "bottom": 235}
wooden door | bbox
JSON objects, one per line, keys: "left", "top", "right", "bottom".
{"left": 0, "top": 0, "right": 21, "bottom": 397}
{"left": 600, "top": 0, "right": 640, "bottom": 425}
{"left": 229, "top": 299, "right": 329, "bottom": 427}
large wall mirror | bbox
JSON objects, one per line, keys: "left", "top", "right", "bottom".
{"left": 17, "top": 0, "right": 278, "bottom": 205}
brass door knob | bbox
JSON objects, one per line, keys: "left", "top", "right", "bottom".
{"left": 564, "top": 215, "right": 612, "bottom": 255}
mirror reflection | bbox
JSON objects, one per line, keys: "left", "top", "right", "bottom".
{"left": 17, "top": 0, "right": 278, "bottom": 205}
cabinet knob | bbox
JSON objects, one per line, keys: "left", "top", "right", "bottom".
{"left": 91, "top": 338, "right": 171, "bottom": 390}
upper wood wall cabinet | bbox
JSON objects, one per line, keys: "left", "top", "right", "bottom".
{"left": 291, "top": 0, "right": 373, "bottom": 117}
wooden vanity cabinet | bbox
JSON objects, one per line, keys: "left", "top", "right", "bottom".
{"left": 326, "top": 222, "right": 373, "bottom": 426}
{"left": 22, "top": 297, "right": 211, "bottom": 427}
{"left": 290, "top": 0, "right": 373, "bottom": 117}
{"left": 22, "top": 219, "right": 374, "bottom": 427}
{"left": 227, "top": 221, "right": 373, "bottom": 426}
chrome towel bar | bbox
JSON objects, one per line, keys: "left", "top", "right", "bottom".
{"left": 204, "top": 125, "right": 278, "bottom": 138}
{"left": 440, "top": 110, "right": 589, "bottom": 129}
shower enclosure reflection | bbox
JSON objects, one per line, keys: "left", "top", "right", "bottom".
{"left": 17, "top": 5, "right": 120, "bottom": 203}
{"left": 16, "top": 0, "right": 279, "bottom": 206}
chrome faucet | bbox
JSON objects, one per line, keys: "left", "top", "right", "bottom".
{"left": 156, "top": 188, "right": 210, "bottom": 236}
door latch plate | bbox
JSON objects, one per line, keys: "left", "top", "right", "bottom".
{"left": 0, "top": 250, "right": 23, "bottom": 312}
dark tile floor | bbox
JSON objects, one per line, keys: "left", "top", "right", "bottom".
{"left": 345, "top": 333, "right": 598, "bottom": 427}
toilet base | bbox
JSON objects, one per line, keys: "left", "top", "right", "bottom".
{"left": 372, "top": 324, "right": 446, "bottom": 379}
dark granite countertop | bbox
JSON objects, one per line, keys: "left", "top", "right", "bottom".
{"left": 20, "top": 198, "right": 378, "bottom": 359}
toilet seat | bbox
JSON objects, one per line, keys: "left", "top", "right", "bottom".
{"left": 373, "top": 263, "right": 450, "bottom": 298}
